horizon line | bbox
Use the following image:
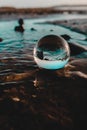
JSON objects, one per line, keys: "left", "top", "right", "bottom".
{"left": 0, "top": 4, "right": 87, "bottom": 8}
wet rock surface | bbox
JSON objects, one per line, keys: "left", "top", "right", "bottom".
{"left": 0, "top": 57, "right": 87, "bottom": 130}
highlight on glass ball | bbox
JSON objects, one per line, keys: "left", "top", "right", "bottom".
{"left": 33, "top": 34, "right": 70, "bottom": 70}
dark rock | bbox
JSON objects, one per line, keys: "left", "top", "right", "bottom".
{"left": 61, "top": 34, "right": 87, "bottom": 55}
{"left": 50, "top": 29, "right": 54, "bottom": 31}
{"left": 0, "top": 38, "right": 3, "bottom": 42}
{"left": 68, "top": 42, "right": 87, "bottom": 55}
{"left": 61, "top": 34, "right": 71, "bottom": 41}
{"left": 30, "top": 28, "right": 37, "bottom": 31}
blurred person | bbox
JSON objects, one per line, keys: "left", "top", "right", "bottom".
{"left": 14, "top": 18, "right": 24, "bottom": 32}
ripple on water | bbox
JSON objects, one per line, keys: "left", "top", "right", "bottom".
{"left": 0, "top": 15, "right": 87, "bottom": 85}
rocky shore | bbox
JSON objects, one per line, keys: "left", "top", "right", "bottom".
{"left": 0, "top": 6, "right": 87, "bottom": 130}
{"left": 0, "top": 56, "right": 87, "bottom": 130}
{"left": 43, "top": 18, "right": 87, "bottom": 35}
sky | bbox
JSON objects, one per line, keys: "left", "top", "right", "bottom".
{"left": 0, "top": 0, "right": 87, "bottom": 8}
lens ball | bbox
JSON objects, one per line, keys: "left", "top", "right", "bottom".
{"left": 33, "top": 34, "right": 70, "bottom": 70}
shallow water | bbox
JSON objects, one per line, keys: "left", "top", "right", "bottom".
{"left": 0, "top": 14, "right": 87, "bottom": 83}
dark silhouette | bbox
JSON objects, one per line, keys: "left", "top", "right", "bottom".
{"left": 30, "top": 27, "right": 37, "bottom": 31}
{"left": 61, "top": 34, "right": 87, "bottom": 55}
{"left": 0, "top": 38, "right": 3, "bottom": 42}
{"left": 37, "top": 51, "right": 43, "bottom": 59}
{"left": 61, "top": 34, "right": 71, "bottom": 41}
{"left": 14, "top": 18, "right": 24, "bottom": 32}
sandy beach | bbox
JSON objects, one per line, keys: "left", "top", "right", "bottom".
{"left": 0, "top": 6, "right": 87, "bottom": 130}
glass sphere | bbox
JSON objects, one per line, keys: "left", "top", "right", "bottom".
{"left": 33, "top": 35, "right": 70, "bottom": 70}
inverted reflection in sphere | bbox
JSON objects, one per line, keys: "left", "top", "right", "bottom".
{"left": 33, "top": 35, "right": 70, "bottom": 70}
